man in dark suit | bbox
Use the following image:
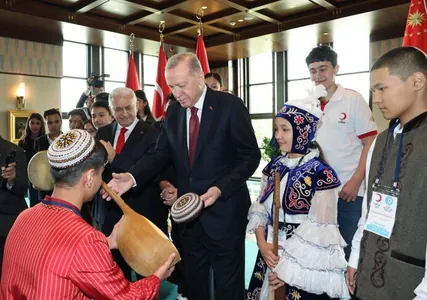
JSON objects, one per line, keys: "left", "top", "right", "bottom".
{"left": 105, "top": 53, "right": 261, "bottom": 299}
{"left": 97, "top": 87, "right": 169, "bottom": 280}
{"left": 34, "top": 109, "right": 62, "bottom": 202}
{"left": 0, "top": 135, "right": 27, "bottom": 276}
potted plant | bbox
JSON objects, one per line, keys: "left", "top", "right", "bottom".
{"left": 260, "top": 137, "right": 280, "bottom": 161}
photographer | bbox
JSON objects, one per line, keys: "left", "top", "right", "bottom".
{"left": 76, "top": 74, "right": 107, "bottom": 116}
{"left": 0, "top": 135, "right": 27, "bottom": 276}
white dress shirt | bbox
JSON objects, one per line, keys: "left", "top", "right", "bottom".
{"left": 348, "top": 124, "right": 427, "bottom": 299}
{"left": 186, "top": 85, "right": 207, "bottom": 150}
{"left": 113, "top": 118, "right": 139, "bottom": 150}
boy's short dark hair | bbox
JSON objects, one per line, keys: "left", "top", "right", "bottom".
{"left": 305, "top": 45, "right": 338, "bottom": 67}
{"left": 43, "top": 108, "right": 61, "bottom": 119}
{"left": 371, "top": 46, "right": 427, "bottom": 81}
{"left": 91, "top": 100, "right": 112, "bottom": 115}
{"left": 68, "top": 108, "right": 89, "bottom": 122}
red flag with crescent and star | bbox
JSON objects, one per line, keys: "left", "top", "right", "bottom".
{"left": 403, "top": 0, "right": 427, "bottom": 53}
{"left": 196, "top": 35, "right": 210, "bottom": 74}
{"left": 152, "top": 43, "right": 171, "bottom": 119}
{"left": 125, "top": 53, "right": 140, "bottom": 90}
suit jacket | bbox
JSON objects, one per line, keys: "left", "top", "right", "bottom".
{"left": 34, "top": 135, "right": 50, "bottom": 152}
{"left": 130, "top": 89, "right": 261, "bottom": 240}
{"left": 0, "top": 136, "right": 28, "bottom": 236}
{"left": 96, "top": 120, "right": 169, "bottom": 235}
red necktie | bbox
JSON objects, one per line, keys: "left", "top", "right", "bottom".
{"left": 115, "top": 127, "right": 128, "bottom": 154}
{"left": 189, "top": 107, "right": 199, "bottom": 166}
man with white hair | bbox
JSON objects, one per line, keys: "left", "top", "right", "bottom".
{"left": 96, "top": 87, "right": 169, "bottom": 280}
{"left": 104, "top": 53, "right": 261, "bottom": 299}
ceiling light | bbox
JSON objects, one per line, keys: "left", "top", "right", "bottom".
{"left": 290, "top": 6, "right": 295, "bottom": 9}
{"left": 244, "top": 15, "right": 254, "bottom": 21}
{"left": 230, "top": 21, "right": 236, "bottom": 26}
{"left": 201, "top": 6, "right": 208, "bottom": 10}
{"left": 323, "top": 32, "right": 329, "bottom": 35}
{"left": 238, "top": 19, "right": 244, "bottom": 22}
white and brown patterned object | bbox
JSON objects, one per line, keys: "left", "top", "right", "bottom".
{"left": 171, "top": 193, "right": 204, "bottom": 224}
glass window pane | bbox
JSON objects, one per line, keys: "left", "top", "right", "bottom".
{"left": 287, "top": 79, "right": 312, "bottom": 101}
{"left": 334, "top": 36, "right": 369, "bottom": 74}
{"left": 104, "top": 81, "right": 125, "bottom": 92}
{"left": 247, "top": 179, "right": 262, "bottom": 203}
{"left": 61, "top": 78, "right": 87, "bottom": 113}
{"left": 251, "top": 118, "right": 273, "bottom": 178}
{"left": 249, "top": 53, "right": 272, "bottom": 84}
{"left": 249, "top": 84, "right": 273, "bottom": 114}
{"left": 287, "top": 45, "right": 316, "bottom": 80}
{"left": 143, "top": 55, "right": 158, "bottom": 85}
{"left": 336, "top": 72, "right": 370, "bottom": 104}
{"left": 63, "top": 41, "right": 87, "bottom": 77}
{"left": 143, "top": 85, "right": 155, "bottom": 110}
{"left": 104, "top": 48, "right": 128, "bottom": 82}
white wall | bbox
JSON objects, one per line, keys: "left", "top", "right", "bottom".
{"left": 0, "top": 73, "right": 61, "bottom": 140}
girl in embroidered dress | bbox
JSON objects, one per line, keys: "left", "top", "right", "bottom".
{"left": 246, "top": 86, "right": 350, "bottom": 300}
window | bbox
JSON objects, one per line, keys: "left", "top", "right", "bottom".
{"left": 249, "top": 84, "right": 273, "bottom": 114}
{"left": 336, "top": 72, "right": 370, "bottom": 103}
{"left": 142, "top": 55, "right": 158, "bottom": 109}
{"left": 61, "top": 41, "right": 88, "bottom": 117}
{"left": 334, "top": 36, "right": 369, "bottom": 74}
{"left": 104, "top": 48, "right": 127, "bottom": 91}
{"left": 287, "top": 45, "right": 316, "bottom": 80}
{"left": 251, "top": 119, "right": 273, "bottom": 178}
{"left": 287, "top": 79, "right": 312, "bottom": 101}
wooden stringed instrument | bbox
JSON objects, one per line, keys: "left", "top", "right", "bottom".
{"left": 268, "top": 171, "right": 287, "bottom": 299}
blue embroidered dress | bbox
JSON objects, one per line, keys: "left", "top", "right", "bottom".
{"left": 246, "top": 149, "right": 350, "bottom": 300}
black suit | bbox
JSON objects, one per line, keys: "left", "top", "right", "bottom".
{"left": 96, "top": 120, "right": 169, "bottom": 279}
{"left": 129, "top": 89, "right": 261, "bottom": 299}
{"left": 0, "top": 136, "right": 28, "bottom": 276}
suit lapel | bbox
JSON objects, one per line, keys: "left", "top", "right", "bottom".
{"left": 193, "top": 90, "right": 217, "bottom": 166}
{"left": 110, "top": 122, "right": 117, "bottom": 145}
{"left": 120, "top": 120, "right": 147, "bottom": 157}
{"left": 176, "top": 106, "right": 190, "bottom": 171}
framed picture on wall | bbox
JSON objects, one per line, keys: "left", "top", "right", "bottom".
{"left": 8, "top": 110, "right": 35, "bottom": 144}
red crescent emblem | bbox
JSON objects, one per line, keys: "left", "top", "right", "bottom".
{"left": 375, "top": 193, "right": 382, "bottom": 202}
{"left": 339, "top": 112, "right": 347, "bottom": 120}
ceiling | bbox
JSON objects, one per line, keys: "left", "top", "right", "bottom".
{"left": 0, "top": 0, "right": 410, "bottom": 62}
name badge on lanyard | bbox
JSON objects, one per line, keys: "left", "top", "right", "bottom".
{"left": 365, "top": 126, "right": 403, "bottom": 239}
{"left": 364, "top": 186, "right": 398, "bottom": 239}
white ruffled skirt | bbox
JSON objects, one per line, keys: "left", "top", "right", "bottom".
{"left": 273, "top": 219, "right": 350, "bottom": 299}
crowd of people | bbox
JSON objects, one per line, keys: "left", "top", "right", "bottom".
{"left": 0, "top": 45, "right": 426, "bottom": 300}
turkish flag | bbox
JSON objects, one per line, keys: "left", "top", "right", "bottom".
{"left": 152, "top": 44, "right": 171, "bottom": 119}
{"left": 403, "top": 0, "right": 427, "bottom": 53}
{"left": 125, "top": 53, "right": 140, "bottom": 90}
{"left": 196, "top": 35, "right": 210, "bottom": 74}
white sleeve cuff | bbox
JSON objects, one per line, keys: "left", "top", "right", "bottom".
{"left": 6, "top": 182, "right": 13, "bottom": 190}
{"left": 348, "top": 251, "right": 359, "bottom": 269}
{"left": 128, "top": 173, "right": 137, "bottom": 188}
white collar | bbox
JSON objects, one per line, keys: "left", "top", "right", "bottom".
{"left": 117, "top": 118, "right": 138, "bottom": 132}
{"left": 188, "top": 85, "right": 207, "bottom": 112}
{"left": 279, "top": 148, "right": 320, "bottom": 169}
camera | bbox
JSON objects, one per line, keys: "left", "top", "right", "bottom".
{"left": 87, "top": 72, "right": 110, "bottom": 88}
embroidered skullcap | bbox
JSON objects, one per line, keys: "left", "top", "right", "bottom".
{"left": 273, "top": 84, "right": 326, "bottom": 154}
{"left": 47, "top": 129, "right": 96, "bottom": 169}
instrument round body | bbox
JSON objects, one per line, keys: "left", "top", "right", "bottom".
{"left": 27, "top": 150, "right": 54, "bottom": 191}
{"left": 117, "top": 208, "right": 181, "bottom": 276}
{"left": 170, "top": 193, "right": 204, "bottom": 224}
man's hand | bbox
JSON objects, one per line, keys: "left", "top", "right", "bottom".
{"left": 1, "top": 162, "right": 17, "bottom": 184}
{"left": 268, "top": 272, "right": 285, "bottom": 292}
{"left": 346, "top": 266, "right": 357, "bottom": 295}
{"left": 100, "top": 140, "right": 116, "bottom": 163}
{"left": 160, "top": 181, "right": 178, "bottom": 206}
{"left": 339, "top": 177, "right": 361, "bottom": 202}
{"left": 153, "top": 253, "right": 176, "bottom": 281}
{"left": 200, "top": 186, "right": 222, "bottom": 207}
{"left": 101, "top": 173, "right": 134, "bottom": 200}
{"left": 107, "top": 216, "right": 124, "bottom": 250}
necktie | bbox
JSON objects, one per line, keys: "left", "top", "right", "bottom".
{"left": 115, "top": 127, "right": 128, "bottom": 154}
{"left": 189, "top": 107, "right": 199, "bottom": 166}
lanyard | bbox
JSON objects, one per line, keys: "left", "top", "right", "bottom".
{"left": 41, "top": 197, "right": 82, "bottom": 218}
{"left": 374, "top": 123, "right": 404, "bottom": 191}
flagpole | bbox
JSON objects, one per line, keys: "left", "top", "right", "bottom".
{"left": 195, "top": 7, "right": 210, "bottom": 74}
{"left": 125, "top": 33, "right": 140, "bottom": 90}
